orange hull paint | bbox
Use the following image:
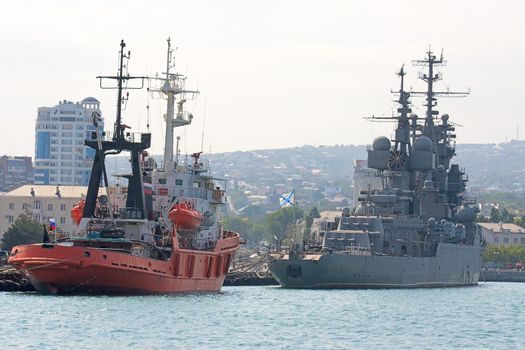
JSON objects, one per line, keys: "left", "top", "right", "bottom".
{"left": 9, "top": 232, "right": 239, "bottom": 295}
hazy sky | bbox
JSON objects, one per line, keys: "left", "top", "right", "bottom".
{"left": 0, "top": 0, "right": 523, "bottom": 157}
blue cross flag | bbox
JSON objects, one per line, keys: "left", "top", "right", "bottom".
{"left": 279, "top": 191, "right": 295, "bottom": 208}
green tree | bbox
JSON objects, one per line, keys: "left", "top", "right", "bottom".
{"left": 222, "top": 216, "right": 249, "bottom": 238}
{"left": 475, "top": 214, "right": 488, "bottom": 223}
{"left": 238, "top": 205, "right": 267, "bottom": 223}
{"left": 250, "top": 223, "right": 268, "bottom": 245}
{"left": 266, "top": 206, "right": 304, "bottom": 245}
{"left": 483, "top": 245, "right": 525, "bottom": 265}
{"left": 223, "top": 215, "right": 271, "bottom": 246}
{"left": 489, "top": 208, "right": 501, "bottom": 223}
{"left": 304, "top": 206, "right": 321, "bottom": 235}
{"left": 1, "top": 213, "right": 44, "bottom": 251}
{"left": 501, "top": 208, "right": 514, "bottom": 223}
{"left": 227, "top": 189, "right": 249, "bottom": 210}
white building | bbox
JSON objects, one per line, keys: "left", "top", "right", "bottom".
{"left": 0, "top": 185, "right": 89, "bottom": 237}
{"left": 310, "top": 210, "right": 340, "bottom": 242}
{"left": 478, "top": 222, "right": 525, "bottom": 246}
{"left": 353, "top": 159, "right": 382, "bottom": 205}
{"left": 34, "top": 97, "right": 103, "bottom": 186}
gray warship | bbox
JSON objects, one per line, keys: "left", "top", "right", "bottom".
{"left": 269, "top": 50, "right": 482, "bottom": 288}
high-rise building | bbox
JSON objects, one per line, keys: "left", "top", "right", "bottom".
{"left": 0, "top": 156, "right": 33, "bottom": 192}
{"left": 34, "top": 97, "right": 103, "bottom": 186}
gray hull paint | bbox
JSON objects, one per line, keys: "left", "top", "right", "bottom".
{"left": 270, "top": 243, "right": 481, "bottom": 289}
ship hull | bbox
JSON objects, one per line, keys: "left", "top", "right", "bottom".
{"left": 270, "top": 243, "right": 481, "bottom": 289}
{"left": 9, "top": 233, "right": 239, "bottom": 295}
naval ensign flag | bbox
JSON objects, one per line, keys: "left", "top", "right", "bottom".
{"left": 279, "top": 191, "right": 295, "bottom": 208}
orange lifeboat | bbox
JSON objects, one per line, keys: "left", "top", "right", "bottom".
{"left": 168, "top": 202, "right": 203, "bottom": 230}
{"left": 70, "top": 199, "right": 85, "bottom": 225}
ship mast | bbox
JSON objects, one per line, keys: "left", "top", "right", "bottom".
{"left": 163, "top": 38, "right": 177, "bottom": 167}
{"left": 394, "top": 65, "right": 412, "bottom": 154}
{"left": 150, "top": 38, "right": 199, "bottom": 170}
{"left": 411, "top": 50, "right": 469, "bottom": 154}
{"left": 83, "top": 40, "right": 150, "bottom": 220}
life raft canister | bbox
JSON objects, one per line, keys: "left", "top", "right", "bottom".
{"left": 70, "top": 199, "right": 85, "bottom": 225}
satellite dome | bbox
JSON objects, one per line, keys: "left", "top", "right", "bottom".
{"left": 410, "top": 113, "right": 418, "bottom": 120}
{"left": 413, "top": 136, "right": 433, "bottom": 151}
{"left": 455, "top": 205, "right": 476, "bottom": 224}
{"left": 372, "top": 136, "right": 391, "bottom": 151}
{"left": 436, "top": 165, "right": 446, "bottom": 174}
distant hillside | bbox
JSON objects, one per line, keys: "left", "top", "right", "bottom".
{"left": 455, "top": 141, "right": 525, "bottom": 192}
{"left": 105, "top": 141, "right": 525, "bottom": 193}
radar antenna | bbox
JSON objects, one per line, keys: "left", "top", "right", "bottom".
{"left": 410, "top": 49, "right": 469, "bottom": 139}
{"left": 148, "top": 37, "right": 200, "bottom": 170}
{"left": 97, "top": 40, "right": 147, "bottom": 141}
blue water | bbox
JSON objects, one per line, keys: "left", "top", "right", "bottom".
{"left": 0, "top": 283, "right": 523, "bottom": 349}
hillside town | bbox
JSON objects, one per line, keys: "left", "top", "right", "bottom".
{"left": 2, "top": 104, "right": 525, "bottom": 256}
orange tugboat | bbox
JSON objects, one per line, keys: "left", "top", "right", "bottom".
{"left": 8, "top": 39, "right": 239, "bottom": 294}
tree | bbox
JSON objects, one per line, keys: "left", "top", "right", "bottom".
{"left": 222, "top": 216, "right": 249, "bottom": 238}
{"left": 501, "top": 208, "right": 514, "bottom": 223}
{"left": 475, "top": 214, "right": 488, "bottom": 223}
{"left": 223, "top": 215, "right": 272, "bottom": 246}
{"left": 266, "top": 206, "right": 304, "bottom": 247}
{"left": 489, "top": 208, "right": 501, "bottom": 223}
{"left": 483, "top": 245, "right": 525, "bottom": 265}
{"left": 304, "top": 206, "right": 321, "bottom": 236}
{"left": 1, "top": 213, "right": 43, "bottom": 251}
{"left": 250, "top": 223, "right": 268, "bottom": 245}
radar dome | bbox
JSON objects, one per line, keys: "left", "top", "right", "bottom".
{"left": 413, "top": 136, "right": 433, "bottom": 151}
{"left": 455, "top": 205, "right": 476, "bottom": 224}
{"left": 372, "top": 136, "right": 391, "bottom": 151}
{"left": 441, "top": 114, "right": 449, "bottom": 122}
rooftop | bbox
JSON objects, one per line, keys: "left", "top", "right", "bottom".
{"left": 313, "top": 211, "right": 341, "bottom": 223}
{"left": 1, "top": 185, "right": 90, "bottom": 199}
{"left": 478, "top": 222, "right": 525, "bottom": 234}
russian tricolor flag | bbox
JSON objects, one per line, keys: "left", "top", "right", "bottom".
{"left": 49, "top": 218, "right": 56, "bottom": 231}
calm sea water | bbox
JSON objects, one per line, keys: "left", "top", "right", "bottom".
{"left": 0, "top": 282, "right": 524, "bottom": 349}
